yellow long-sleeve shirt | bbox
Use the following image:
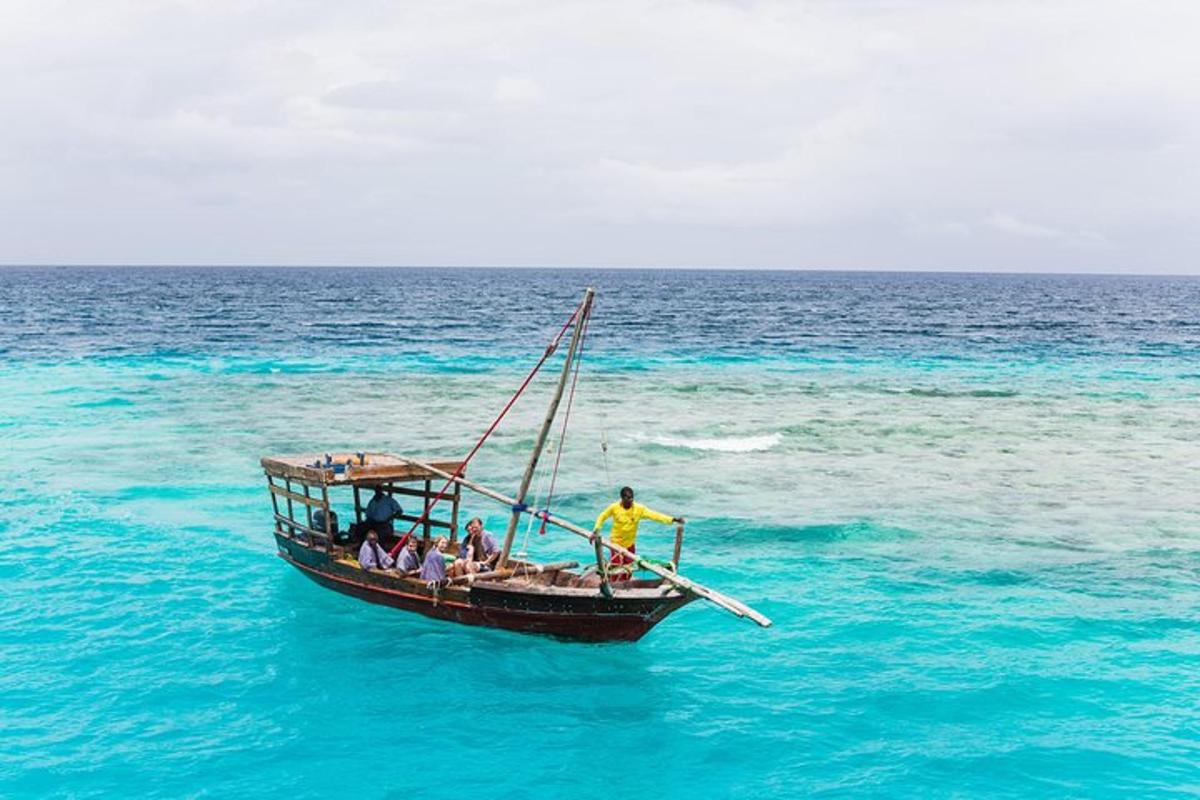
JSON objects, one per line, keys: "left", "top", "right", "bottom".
{"left": 594, "top": 501, "right": 674, "bottom": 549}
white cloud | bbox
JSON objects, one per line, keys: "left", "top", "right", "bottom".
{"left": 987, "top": 213, "right": 1111, "bottom": 251}
{"left": 0, "top": 0, "right": 1196, "bottom": 270}
{"left": 987, "top": 214, "right": 1066, "bottom": 241}
{"left": 904, "top": 218, "right": 972, "bottom": 241}
{"left": 493, "top": 76, "right": 545, "bottom": 108}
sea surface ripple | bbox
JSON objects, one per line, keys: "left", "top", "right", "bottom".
{"left": 1, "top": 267, "right": 1198, "bottom": 798}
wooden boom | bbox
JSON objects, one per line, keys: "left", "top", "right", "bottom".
{"left": 390, "top": 455, "right": 773, "bottom": 628}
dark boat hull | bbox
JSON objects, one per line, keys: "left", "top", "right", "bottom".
{"left": 276, "top": 535, "right": 693, "bottom": 642}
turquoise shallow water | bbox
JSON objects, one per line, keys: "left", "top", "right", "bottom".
{"left": 2, "top": 268, "right": 1199, "bottom": 798}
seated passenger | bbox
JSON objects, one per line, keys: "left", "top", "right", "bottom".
{"left": 313, "top": 508, "right": 340, "bottom": 535}
{"left": 358, "top": 530, "right": 395, "bottom": 571}
{"left": 420, "top": 536, "right": 449, "bottom": 583}
{"left": 396, "top": 536, "right": 421, "bottom": 572}
{"left": 455, "top": 517, "right": 500, "bottom": 574}
{"left": 319, "top": 508, "right": 355, "bottom": 546}
{"left": 365, "top": 486, "right": 403, "bottom": 540}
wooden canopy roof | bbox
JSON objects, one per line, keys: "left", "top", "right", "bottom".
{"left": 261, "top": 452, "right": 466, "bottom": 486}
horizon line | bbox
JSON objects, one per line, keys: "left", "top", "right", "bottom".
{"left": 1, "top": 263, "right": 1197, "bottom": 278}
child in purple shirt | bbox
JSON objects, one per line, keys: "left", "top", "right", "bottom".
{"left": 420, "top": 536, "right": 449, "bottom": 582}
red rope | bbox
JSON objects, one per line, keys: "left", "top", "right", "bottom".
{"left": 388, "top": 299, "right": 585, "bottom": 558}
{"left": 538, "top": 310, "right": 589, "bottom": 534}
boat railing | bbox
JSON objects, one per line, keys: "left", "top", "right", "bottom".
{"left": 263, "top": 456, "right": 464, "bottom": 551}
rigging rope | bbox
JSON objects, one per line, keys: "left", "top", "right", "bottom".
{"left": 537, "top": 309, "right": 590, "bottom": 535}
{"left": 516, "top": 438, "right": 553, "bottom": 558}
{"left": 387, "top": 299, "right": 586, "bottom": 558}
{"left": 600, "top": 428, "right": 613, "bottom": 493}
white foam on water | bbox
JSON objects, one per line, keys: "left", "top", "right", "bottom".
{"left": 646, "top": 432, "right": 783, "bottom": 452}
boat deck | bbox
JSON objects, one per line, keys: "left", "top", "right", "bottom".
{"left": 276, "top": 533, "right": 694, "bottom": 641}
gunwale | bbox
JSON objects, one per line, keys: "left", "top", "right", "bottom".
{"left": 275, "top": 532, "right": 695, "bottom": 641}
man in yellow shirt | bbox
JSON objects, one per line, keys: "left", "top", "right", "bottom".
{"left": 591, "top": 486, "right": 684, "bottom": 582}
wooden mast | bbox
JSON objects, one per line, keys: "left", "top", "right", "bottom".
{"left": 497, "top": 287, "right": 594, "bottom": 569}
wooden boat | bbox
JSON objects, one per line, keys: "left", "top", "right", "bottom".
{"left": 261, "top": 289, "right": 770, "bottom": 642}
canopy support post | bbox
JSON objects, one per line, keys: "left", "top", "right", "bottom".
{"left": 593, "top": 535, "right": 612, "bottom": 598}
{"left": 284, "top": 478, "right": 303, "bottom": 544}
{"left": 423, "top": 478, "right": 433, "bottom": 545}
{"left": 321, "top": 484, "right": 332, "bottom": 541}
{"left": 267, "top": 476, "right": 283, "bottom": 535}
{"left": 450, "top": 482, "right": 461, "bottom": 544}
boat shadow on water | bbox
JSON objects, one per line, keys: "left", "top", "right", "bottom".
{"left": 269, "top": 570, "right": 678, "bottom": 725}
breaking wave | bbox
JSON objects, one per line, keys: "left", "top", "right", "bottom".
{"left": 646, "top": 432, "right": 783, "bottom": 452}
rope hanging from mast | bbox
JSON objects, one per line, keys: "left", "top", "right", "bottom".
{"left": 537, "top": 309, "right": 590, "bottom": 535}
{"left": 515, "top": 438, "right": 554, "bottom": 557}
{"left": 600, "top": 428, "right": 614, "bottom": 493}
{"left": 387, "top": 298, "right": 586, "bottom": 558}
{"left": 496, "top": 289, "right": 595, "bottom": 569}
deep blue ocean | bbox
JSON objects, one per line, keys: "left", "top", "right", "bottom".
{"left": 2, "top": 267, "right": 1198, "bottom": 798}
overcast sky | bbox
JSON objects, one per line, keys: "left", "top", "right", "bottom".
{"left": 1, "top": 1, "right": 1197, "bottom": 272}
